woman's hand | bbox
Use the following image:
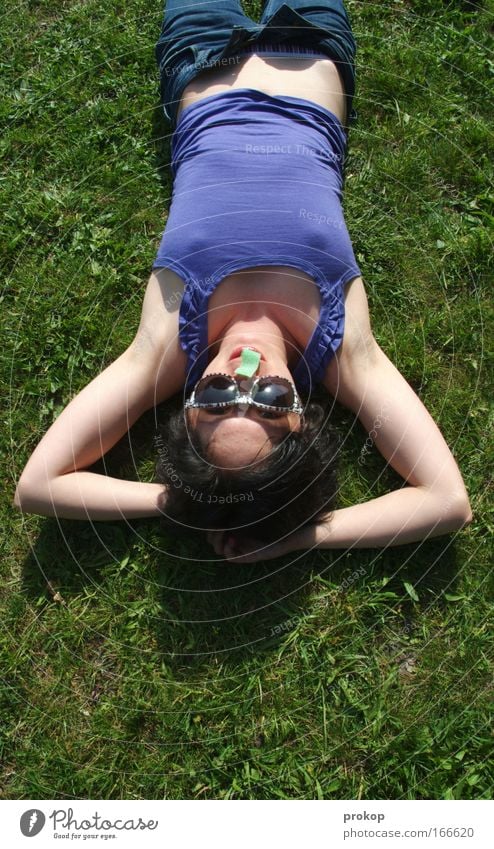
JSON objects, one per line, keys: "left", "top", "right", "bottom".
{"left": 206, "top": 527, "right": 313, "bottom": 563}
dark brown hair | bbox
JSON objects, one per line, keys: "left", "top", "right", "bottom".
{"left": 154, "top": 394, "right": 339, "bottom": 545}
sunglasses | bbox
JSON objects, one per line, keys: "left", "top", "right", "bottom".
{"left": 184, "top": 373, "right": 304, "bottom": 417}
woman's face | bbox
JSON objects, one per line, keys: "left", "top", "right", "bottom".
{"left": 186, "top": 340, "right": 302, "bottom": 471}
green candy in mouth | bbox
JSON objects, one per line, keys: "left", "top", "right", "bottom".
{"left": 234, "top": 348, "right": 261, "bottom": 378}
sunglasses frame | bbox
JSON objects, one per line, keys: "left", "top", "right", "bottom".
{"left": 184, "top": 372, "right": 304, "bottom": 415}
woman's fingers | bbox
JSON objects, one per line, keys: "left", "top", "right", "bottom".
{"left": 223, "top": 528, "right": 311, "bottom": 563}
{"left": 223, "top": 537, "right": 279, "bottom": 563}
{"left": 206, "top": 531, "right": 239, "bottom": 557}
{"left": 206, "top": 530, "right": 226, "bottom": 555}
{"left": 207, "top": 529, "right": 305, "bottom": 562}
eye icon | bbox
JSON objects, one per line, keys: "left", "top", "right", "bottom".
{"left": 20, "top": 810, "right": 46, "bottom": 837}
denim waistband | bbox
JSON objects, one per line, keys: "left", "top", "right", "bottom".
{"left": 233, "top": 41, "right": 331, "bottom": 59}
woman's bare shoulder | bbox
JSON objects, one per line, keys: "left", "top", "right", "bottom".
{"left": 341, "top": 275, "right": 374, "bottom": 354}
{"left": 135, "top": 267, "right": 184, "bottom": 348}
{"left": 322, "top": 275, "right": 379, "bottom": 397}
{"left": 132, "top": 267, "right": 188, "bottom": 398}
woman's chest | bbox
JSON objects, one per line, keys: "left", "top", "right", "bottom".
{"left": 207, "top": 265, "right": 322, "bottom": 354}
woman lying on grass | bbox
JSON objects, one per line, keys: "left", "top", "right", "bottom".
{"left": 13, "top": 0, "right": 472, "bottom": 562}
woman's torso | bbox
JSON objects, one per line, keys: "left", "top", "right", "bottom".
{"left": 177, "top": 52, "right": 347, "bottom": 126}
{"left": 178, "top": 55, "right": 348, "bottom": 363}
{"left": 155, "top": 54, "right": 359, "bottom": 387}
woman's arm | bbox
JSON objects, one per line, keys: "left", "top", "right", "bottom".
{"left": 311, "top": 342, "right": 473, "bottom": 548}
{"left": 211, "top": 342, "right": 473, "bottom": 561}
{"left": 13, "top": 344, "right": 167, "bottom": 520}
{"left": 13, "top": 268, "right": 187, "bottom": 520}
{"left": 212, "top": 277, "right": 472, "bottom": 562}
{"left": 318, "top": 276, "right": 472, "bottom": 544}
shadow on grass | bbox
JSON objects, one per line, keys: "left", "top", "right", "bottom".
{"left": 18, "top": 496, "right": 457, "bottom": 681}
{"left": 19, "top": 397, "right": 463, "bottom": 678}
{"left": 151, "top": 100, "right": 172, "bottom": 192}
{"left": 146, "top": 532, "right": 462, "bottom": 678}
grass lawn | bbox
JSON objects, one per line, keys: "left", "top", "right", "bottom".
{"left": 2, "top": 0, "right": 493, "bottom": 799}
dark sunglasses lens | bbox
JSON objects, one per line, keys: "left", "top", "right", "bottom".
{"left": 254, "top": 379, "right": 294, "bottom": 408}
{"left": 195, "top": 375, "right": 236, "bottom": 405}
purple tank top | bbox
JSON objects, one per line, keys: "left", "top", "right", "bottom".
{"left": 152, "top": 88, "right": 361, "bottom": 392}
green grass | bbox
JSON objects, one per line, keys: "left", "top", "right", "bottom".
{"left": 2, "top": 0, "right": 493, "bottom": 799}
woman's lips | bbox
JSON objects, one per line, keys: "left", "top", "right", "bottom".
{"left": 228, "top": 345, "right": 265, "bottom": 362}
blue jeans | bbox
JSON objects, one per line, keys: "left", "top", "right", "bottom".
{"left": 155, "top": 1, "right": 358, "bottom": 132}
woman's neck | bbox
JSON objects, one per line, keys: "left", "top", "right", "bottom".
{"left": 208, "top": 307, "right": 299, "bottom": 368}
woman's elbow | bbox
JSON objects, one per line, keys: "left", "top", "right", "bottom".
{"left": 441, "top": 492, "right": 473, "bottom": 531}
{"left": 13, "top": 474, "right": 48, "bottom": 517}
{"left": 458, "top": 500, "right": 473, "bottom": 528}
{"left": 13, "top": 480, "right": 31, "bottom": 514}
